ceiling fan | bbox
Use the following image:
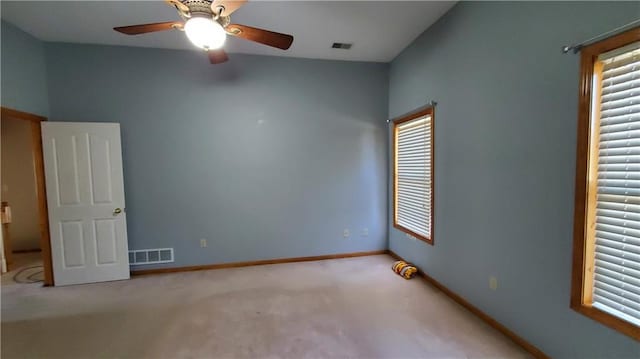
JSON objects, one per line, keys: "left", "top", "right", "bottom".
{"left": 114, "top": 0, "right": 294, "bottom": 64}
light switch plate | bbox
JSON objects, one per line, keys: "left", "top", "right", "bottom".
{"left": 489, "top": 276, "right": 498, "bottom": 290}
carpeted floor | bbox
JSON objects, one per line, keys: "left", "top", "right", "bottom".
{"left": 1, "top": 255, "right": 529, "bottom": 358}
{"left": 2, "top": 252, "right": 44, "bottom": 285}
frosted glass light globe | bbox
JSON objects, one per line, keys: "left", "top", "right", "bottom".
{"left": 184, "top": 17, "right": 226, "bottom": 50}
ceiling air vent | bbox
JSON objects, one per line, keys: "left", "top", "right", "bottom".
{"left": 332, "top": 42, "right": 352, "bottom": 50}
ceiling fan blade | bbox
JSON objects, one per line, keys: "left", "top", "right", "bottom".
{"left": 208, "top": 49, "right": 229, "bottom": 64}
{"left": 211, "top": 0, "right": 247, "bottom": 16}
{"left": 114, "top": 21, "right": 182, "bottom": 35}
{"left": 226, "top": 24, "right": 293, "bottom": 50}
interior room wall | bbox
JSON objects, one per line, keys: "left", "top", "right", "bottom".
{"left": 387, "top": 1, "right": 640, "bottom": 357}
{"left": 1, "top": 118, "right": 41, "bottom": 251}
{"left": 44, "top": 43, "right": 389, "bottom": 269}
{"left": 1, "top": 20, "right": 49, "bottom": 116}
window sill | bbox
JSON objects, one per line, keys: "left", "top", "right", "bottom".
{"left": 393, "top": 223, "right": 434, "bottom": 246}
{"left": 571, "top": 301, "right": 640, "bottom": 341}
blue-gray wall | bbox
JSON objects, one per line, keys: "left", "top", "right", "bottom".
{"left": 1, "top": 20, "right": 49, "bottom": 116}
{"left": 44, "top": 43, "right": 389, "bottom": 269}
{"left": 4, "top": 1, "right": 640, "bottom": 355}
{"left": 388, "top": 2, "right": 640, "bottom": 358}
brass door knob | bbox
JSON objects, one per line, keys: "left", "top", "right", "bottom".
{"left": 113, "top": 208, "right": 122, "bottom": 215}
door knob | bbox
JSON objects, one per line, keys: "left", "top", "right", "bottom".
{"left": 113, "top": 208, "right": 122, "bottom": 215}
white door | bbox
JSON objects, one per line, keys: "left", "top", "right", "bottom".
{"left": 41, "top": 122, "right": 129, "bottom": 286}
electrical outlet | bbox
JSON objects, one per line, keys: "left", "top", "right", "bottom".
{"left": 343, "top": 229, "right": 350, "bottom": 238}
{"left": 489, "top": 276, "right": 498, "bottom": 290}
{"left": 361, "top": 228, "right": 368, "bottom": 236}
{"left": 200, "top": 239, "right": 207, "bottom": 248}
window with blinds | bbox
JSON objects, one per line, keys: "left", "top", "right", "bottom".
{"left": 590, "top": 41, "right": 640, "bottom": 327}
{"left": 572, "top": 27, "right": 640, "bottom": 341}
{"left": 393, "top": 108, "right": 434, "bottom": 244}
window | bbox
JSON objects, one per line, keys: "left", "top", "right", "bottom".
{"left": 572, "top": 27, "right": 640, "bottom": 340}
{"left": 393, "top": 107, "right": 434, "bottom": 244}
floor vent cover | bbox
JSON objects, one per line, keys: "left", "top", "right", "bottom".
{"left": 129, "top": 248, "right": 174, "bottom": 266}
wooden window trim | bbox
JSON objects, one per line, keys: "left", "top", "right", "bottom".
{"left": 571, "top": 26, "right": 640, "bottom": 341}
{"left": 393, "top": 106, "right": 435, "bottom": 245}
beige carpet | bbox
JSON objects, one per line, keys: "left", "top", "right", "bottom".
{"left": 2, "top": 252, "right": 44, "bottom": 285}
{"left": 1, "top": 255, "right": 529, "bottom": 358}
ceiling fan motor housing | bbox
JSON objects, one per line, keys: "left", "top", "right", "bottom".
{"left": 181, "top": 0, "right": 213, "bottom": 14}
{"left": 176, "top": 0, "right": 230, "bottom": 27}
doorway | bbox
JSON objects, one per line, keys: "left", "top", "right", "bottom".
{"left": 1, "top": 107, "right": 53, "bottom": 286}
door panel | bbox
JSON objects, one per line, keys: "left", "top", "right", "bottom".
{"left": 88, "top": 135, "right": 113, "bottom": 204}
{"left": 42, "top": 122, "right": 129, "bottom": 286}
{"left": 94, "top": 219, "right": 117, "bottom": 264}
{"left": 53, "top": 137, "right": 81, "bottom": 205}
{"left": 60, "top": 220, "right": 84, "bottom": 267}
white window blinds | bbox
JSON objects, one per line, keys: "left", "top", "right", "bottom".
{"left": 395, "top": 114, "right": 432, "bottom": 240}
{"left": 592, "top": 41, "right": 640, "bottom": 326}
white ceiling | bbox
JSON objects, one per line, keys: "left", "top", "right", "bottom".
{"left": 1, "top": 1, "right": 456, "bottom": 62}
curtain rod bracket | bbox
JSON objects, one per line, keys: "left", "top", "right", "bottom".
{"left": 562, "top": 45, "right": 582, "bottom": 54}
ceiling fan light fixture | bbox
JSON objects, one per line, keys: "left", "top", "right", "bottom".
{"left": 184, "top": 16, "right": 226, "bottom": 50}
